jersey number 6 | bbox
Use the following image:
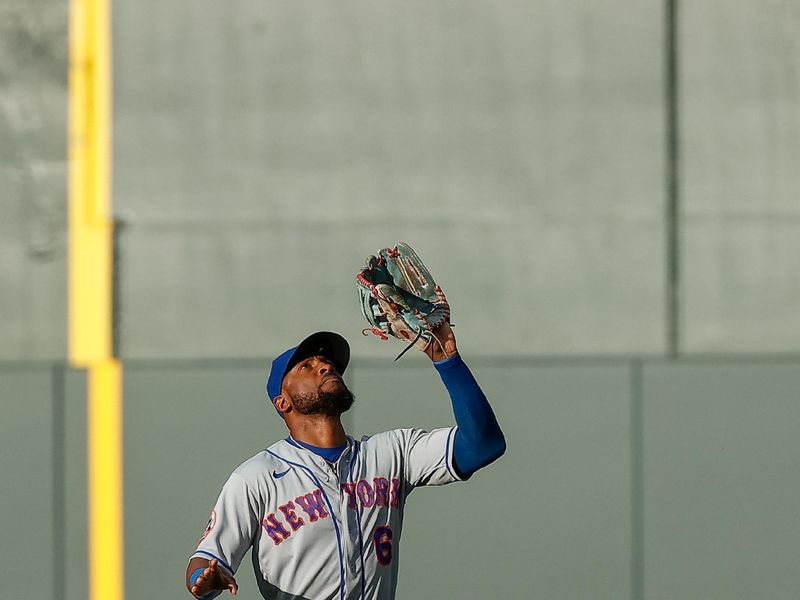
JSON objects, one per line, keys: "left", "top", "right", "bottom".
{"left": 373, "top": 526, "right": 393, "bottom": 566}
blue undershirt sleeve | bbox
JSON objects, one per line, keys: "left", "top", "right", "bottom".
{"left": 434, "top": 353, "right": 506, "bottom": 478}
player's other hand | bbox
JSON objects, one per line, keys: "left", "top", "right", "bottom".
{"left": 425, "top": 322, "right": 458, "bottom": 362}
{"left": 189, "top": 559, "right": 238, "bottom": 597}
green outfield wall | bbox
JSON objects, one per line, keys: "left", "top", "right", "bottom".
{"left": 2, "top": 357, "right": 799, "bottom": 600}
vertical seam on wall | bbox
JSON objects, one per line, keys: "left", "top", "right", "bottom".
{"left": 630, "top": 360, "right": 645, "bottom": 600}
{"left": 666, "top": 0, "right": 680, "bottom": 358}
{"left": 112, "top": 219, "right": 124, "bottom": 358}
{"left": 52, "top": 365, "right": 66, "bottom": 600}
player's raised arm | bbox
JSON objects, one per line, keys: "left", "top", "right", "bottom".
{"left": 357, "top": 243, "right": 506, "bottom": 478}
{"left": 426, "top": 323, "right": 506, "bottom": 477}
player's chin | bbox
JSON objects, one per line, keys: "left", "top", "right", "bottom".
{"left": 321, "top": 388, "right": 355, "bottom": 415}
{"left": 327, "top": 390, "right": 355, "bottom": 415}
{"left": 296, "top": 388, "right": 355, "bottom": 416}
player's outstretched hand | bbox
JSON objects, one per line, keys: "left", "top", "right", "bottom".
{"left": 190, "top": 559, "right": 239, "bottom": 597}
{"left": 424, "top": 322, "right": 458, "bottom": 362}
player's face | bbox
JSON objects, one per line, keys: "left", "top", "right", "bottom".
{"left": 280, "top": 355, "right": 354, "bottom": 416}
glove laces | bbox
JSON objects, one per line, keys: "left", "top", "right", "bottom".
{"left": 362, "top": 325, "right": 449, "bottom": 361}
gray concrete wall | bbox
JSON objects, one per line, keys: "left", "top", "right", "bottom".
{"left": 3, "top": 357, "right": 799, "bottom": 600}
{"left": 112, "top": 0, "right": 666, "bottom": 360}
{"left": 0, "top": 0, "right": 68, "bottom": 360}
{"left": 681, "top": 1, "right": 800, "bottom": 353}
{"left": 2, "top": 1, "right": 799, "bottom": 361}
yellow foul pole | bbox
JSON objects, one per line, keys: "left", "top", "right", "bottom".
{"left": 68, "top": 0, "right": 124, "bottom": 597}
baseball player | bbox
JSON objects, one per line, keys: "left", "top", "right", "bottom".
{"left": 185, "top": 323, "right": 505, "bottom": 599}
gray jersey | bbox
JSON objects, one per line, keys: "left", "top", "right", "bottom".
{"left": 192, "top": 427, "right": 463, "bottom": 600}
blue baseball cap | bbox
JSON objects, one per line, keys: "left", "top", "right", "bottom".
{"left": 266, "top": 331, "right": 350, "bottom": 404}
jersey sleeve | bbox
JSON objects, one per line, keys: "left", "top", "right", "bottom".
{"left": 191, "top": 471, "right": 260, "bottom": 574}
{"left": 395, "top": 427, "right": 466, "bottom": 488}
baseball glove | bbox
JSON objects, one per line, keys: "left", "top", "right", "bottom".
{"left": 356, "top": 242, "right": 450, "bottom": 360}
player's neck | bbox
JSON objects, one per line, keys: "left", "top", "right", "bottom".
{"left": 288, "top": 415, "right": 347, "bottom": 448}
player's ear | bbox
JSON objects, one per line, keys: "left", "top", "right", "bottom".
{"left": 273, "top": 394, "right": 291, "bottom": 415}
